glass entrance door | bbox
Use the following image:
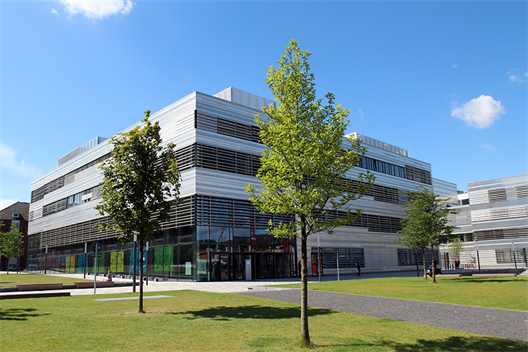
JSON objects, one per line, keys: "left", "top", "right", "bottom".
{"left": 210, "top": 253, "right": 231, "bottom": 281}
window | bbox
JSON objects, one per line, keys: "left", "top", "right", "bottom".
{"left": 312, "top": 247, "right": 364, "bottom": 268}
{"left": 397, "top": 248, "right": 438, "bottom": 266}
{"left": 496, "top": 249, "right": 526, "bottom": 263}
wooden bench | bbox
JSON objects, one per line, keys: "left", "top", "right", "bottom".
{"left": 17, "top": 283, "right": 63, "bottom": 291}
{"left": 0, "top": 292, "right": 71, "bottom": 299}
{"left": 472, "top": 273, "right": 516, "bottom": 277}
{"left": 75, "top": 281, "right": 114, "bottom": 289}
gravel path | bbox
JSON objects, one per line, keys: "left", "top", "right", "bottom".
{"left": 238, "top": 289, "right": 528, "bottom": 342}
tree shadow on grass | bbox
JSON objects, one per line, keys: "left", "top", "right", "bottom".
{"left": 452, "top": 278, "right": 525, "bottom": 284}
{"left": 167, "top": 305, "right": 334, "bottom": 321}
{"left": 0, "top": 308, "right": 50, "bottom": 321}
{"left": 249, "top": 336, "right": 380, "bottom": 351}
{"left": 378, "top": 336, "right": 528, "bottom": 351}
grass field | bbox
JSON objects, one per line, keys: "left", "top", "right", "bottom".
{"left": 275, "top": 277, "right": 528, "bottom": 311}
{"left": 0, "top": 273, "right": 94, "bottom": 287}
{"left": 1, "top": 290, "right": 526, "bottom": 352}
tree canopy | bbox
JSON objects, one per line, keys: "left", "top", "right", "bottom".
{"left": 95, "top": 111, "right": 180, "bottom": 312}
{"left": 0, "top": 223, "right": 24, "bottom": 274}
{"left": 396, "top": 186, "right": 459, "bottom": 282}
{"left": 246, "top": 40, "right": 374, "bottom": 344}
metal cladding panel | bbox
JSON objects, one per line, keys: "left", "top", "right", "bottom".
{"left": 29, "top": 93, "right": 198, "bottom": 236}
{"left": 196, "top": 93, "right": 263, "bottom": 127}
{"left": 470, "top": 218, "right": 528, "bottom": 232}
{"left": 304, "top": 227, "right": 403, "bottom": 271}
{"left": 31, "top": 141, "right": 112, "bottom": 192}
{"left": 194, "top": 168, "right": 257, "bottom": 201}
{"left": 213, "top": 87, "right": 275, "bottom": 111}
{"left": 29, "top": 167, "right": 198, "bottom": 236}
{"left": 432, "top": 178, "right": 458, "bottom": 196}
{"left": 28, "top": 200, "right": 99, "bottom": 235}
{"left": 467, "top": 174, "right": 528, "bottom": 192}
{"left": 195, "top": 130, "right": 263, "bottom": 156}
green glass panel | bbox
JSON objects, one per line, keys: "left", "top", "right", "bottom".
{"left": 116, "top": 251, "right": 124, "bottom": 273}
{"left": 154, "top": 247, "right": 164, "bottom": 272}
{"left": 164, "top": 246, "right": 173, "bottom": 272}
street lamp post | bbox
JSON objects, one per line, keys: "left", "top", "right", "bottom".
{"left": 133, "top": 234, "right": 137, "bottom": 293}
{"left": 317, "top": 233, "right": 321, "bottom": 282}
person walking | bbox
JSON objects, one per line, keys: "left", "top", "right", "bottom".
{"left": 356, "top": 261, "right": 361, "bottom": 276}
{"left": 298, "top": 261, "right": 302, "bottom": 277}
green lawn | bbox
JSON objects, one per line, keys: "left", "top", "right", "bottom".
{"left": 275, "top": 277, "right": 528, "bottom": 311}
{"left": 1, "top": 290, "right": 526, "bottom": 351}
{"left": 0, "top": 273, "right": 93, "bottom": 287}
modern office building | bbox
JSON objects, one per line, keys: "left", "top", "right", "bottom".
{"left": 440, "top": 175, "right": 528, "bottom": 270}
{"left": 0, "top": 202, "right": 30, "bottom": 271}
{"left": 28, "top": 87, "right": 440, "bottom": 281}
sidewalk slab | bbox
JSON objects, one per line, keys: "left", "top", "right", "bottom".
{"left": 94, "top": 295, "right": 172, "bottom": 302}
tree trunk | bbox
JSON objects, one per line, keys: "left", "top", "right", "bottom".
{"left": 422, "top": 247, "right": 427, "bottom": 279}
{"left": 6, "top": 258, "right": 10, "bottom": 275}
{"left": 139, "top": 238, "right": 145, "bottom": 313}
{"left": 300, "top": 227, "right": 310, "bottom": 344}
{"left": 431, "top": 245, "right": 436, "bottom": 283}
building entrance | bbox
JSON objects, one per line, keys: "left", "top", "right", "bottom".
{"left": 210, "top": 253, "right": 230, "bottom": 281}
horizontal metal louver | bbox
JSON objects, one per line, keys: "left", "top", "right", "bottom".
{"left": 31, "top": 153, "right": 111, "bottom": 203}
{"left": 468, "top": 191, "right": 489, "bottom": 205}
{"left": 488, "top": 188, "right": 507, "bottom": 202}
{"left": 474, "top": 227, "right": 528, "bottom": 241}
{"left": 508, "top": 206, "right": 528, "bottom": 218}
{"left": 404, "top": 165, "right": 432, "bottom": 185}
{"left": 471, "top": 207, "right": 524, "bottom": 221}
{"left": 516, "top": 185, "right": 528, "bottom": 199}
{"left": 37, "top": 198, "right": 193, "bottom": 249}
{"left": 471, "top": 209, "right": 491, "bottom": 221}
{"left": 196, "top": 111, "right": 262, "bottom": 144}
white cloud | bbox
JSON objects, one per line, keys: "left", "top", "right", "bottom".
{"left": 0, "top": 198, "right": 18, "bottom": 211}
{"left": 452, "top": 64, "right": 458, "bottom": 69}
{"left": 51, "top": 8, "right": 59, "bottom": 15}
{"left": 0, "top": 142, "right": 42, "bottom": 178}
{"left": 507, "top": 69, "right": 526, "bottom": 83}
{"left": 509, "top": 74, "right": 523, "bottom": 83}
{"left": 57, "top": 0, "right": 134, "bottom": 20}
{"left": 357, "top": 109, "right": 364, "bottom": 119}
{"left": 482, "top": 143, "right": 496, "bottom": 151}
{"left": 451, "top": 95, "right": 505, "bottom": 129}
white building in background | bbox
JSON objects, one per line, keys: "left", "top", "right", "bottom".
{"left": 440, "top": 175, "right": 528, "bottom": 270}
{"left": 28, "top": 87, "right": 447, "bottom": 281}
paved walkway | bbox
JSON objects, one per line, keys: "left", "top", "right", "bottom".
{"left": 239, "top": 289, "right": 528, "bottom": 342}
{"left": 0, "top": 270, "right": 420, "bottom": 296}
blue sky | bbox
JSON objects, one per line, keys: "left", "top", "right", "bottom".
{"left": 1, "top": 0, "right": 527, "bottom": 209}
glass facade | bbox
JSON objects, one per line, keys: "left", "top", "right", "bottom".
{"left": 27, "top": 195, "right": 297, "bottom": 281}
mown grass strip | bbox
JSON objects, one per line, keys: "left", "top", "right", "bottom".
{"left": 0, "top": 273, "right": 93, "bottom": 287}
{"left": 275, "top": 277, "right": 528, "bottom": 311}
{"left": 1, "top": 290, "right": 526, "bottom": 351}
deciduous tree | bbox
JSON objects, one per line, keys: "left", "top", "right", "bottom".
{"left": 397, "top": 187, "right": 459, "bottom": 282}
{"left": 449, "top": 237, "right": 464, "bottom": 262}
{"left": 0, "top": 223, "right": 24, "bottom": 274}
{"left": 95, "top": 111, "right": 180, "bottom": 312}
{"left": 246, "top": 40, "right": 374, "bottom": 345}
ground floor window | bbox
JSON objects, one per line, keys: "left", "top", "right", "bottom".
{"left": 397, "top": 248, "right": 438, "bottom": 266}
{"left": 496, "top": 249, "right": 526, "bottom": 263}
{"left": 27, "top": 225, "right": 297, "bottom": 281}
